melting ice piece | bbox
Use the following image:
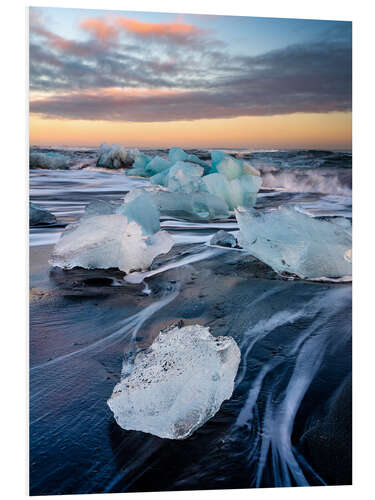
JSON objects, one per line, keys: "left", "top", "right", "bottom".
{"left": 210, "top": 230, "right": 236, "bottom": 248}
{"left": 51, "top": 214, "right": 173, "bottom": 274}
{"left": 235, "top": 206, "right": 352, "bottom": 279}
{"left": 117, "top": 190, "right": 160, "bottom": 235}
{"left": 29, "top": 152, "right": 70, "bottom": 170}
{"left": 203, "top": 173, "right": 262, "bottom": 210}
{"left": 152, "top": 189, "right": 229, "bottom": 220}
{"left": 167, "top": 161, "right": 206, "bottom": 193}
{"left": 96, "top": 143, "right": 133, "bottom": 169}
{"left": 107, "top": 324, "right": 241, "bottom": 439}
{"left": 145, "top": 156, "right": 172, "bottom": 176}
{"left": 29, "top": 202, "right": 56, "bottom": 225}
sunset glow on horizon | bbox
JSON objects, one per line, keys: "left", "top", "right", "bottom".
{"left": 29, "top": 7, "right": 352, "bottom": 149}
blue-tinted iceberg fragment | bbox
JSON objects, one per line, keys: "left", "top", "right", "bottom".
{"left": 235, "top": 206, "right": 352, "bottom": 279}
{"left": 29, "top": 202, "right": 57, "bottom": 225}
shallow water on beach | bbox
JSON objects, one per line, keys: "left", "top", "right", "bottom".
{"left": 29, "top": 148, "right": 352, "bottom": 494}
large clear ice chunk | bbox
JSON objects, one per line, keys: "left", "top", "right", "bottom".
{"left": 107, "top": 324, "right": 241, "bottom": 439}
{"left": 235, "top": 206, "right": 352, "bottom": 279}
{"left": 51, "top": 214, "right": 173, "bottom": 274}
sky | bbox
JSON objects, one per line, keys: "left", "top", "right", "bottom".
{"left": 29, "top": 7, "right": 352, "bottom": 149}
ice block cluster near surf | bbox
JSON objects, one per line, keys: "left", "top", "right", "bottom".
{"left": 127, "top": 147, "right": 262, "bottom": 211}
{"left": 235, "top": 206, "right": 352, "bottom": 279}
{"left": 50, "top": 190, "right": 173, "bottom": 274}
{"left": 107, "top": 324, "right": 241, "bottom": 440}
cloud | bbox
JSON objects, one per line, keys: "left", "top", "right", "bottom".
{"left": 115, "top": 17, "right": 205, "bottom": 43}
{"left": 80, "top": 18, "right": 118, "bottom": 42}
{"left": 29, "top": 11, "right": 351, "bottom": 122}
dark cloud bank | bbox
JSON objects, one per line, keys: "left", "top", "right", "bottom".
{"left": 29, "top": 14, "right": 352, "bottom": 122}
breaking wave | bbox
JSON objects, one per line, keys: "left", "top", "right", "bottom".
{"left": 261, "top": 169, "right": 352, "bottom": 196}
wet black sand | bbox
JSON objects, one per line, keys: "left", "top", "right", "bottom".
{"left": 29, "top": 243, "right": 351, "bottom": 494}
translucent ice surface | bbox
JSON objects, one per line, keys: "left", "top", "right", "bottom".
{"left": 167, "top": 161, "right": 206, "bottom": 193}
{"left": 96, "top": 143, "right": 133, "bottom": 169}
{"left": 216, "top": 156, "right": 243, "bottom": 180}
{"left": 29, "top": 202, "right": 57, "bottom": 225}
{"left": 203, "top": 173, "right": 262, "bottom": 210}
{"left": 51, "top": 214, "right": 173, "bottom": 274}
{"left": 133, "top": 150, "right": 152, "bottom": 170}
{"left": 118, "top": 190, "right": 160, "bottom": 235}
{"left": 85, "top": 199, "right": 115, "bottom": 215}
{"left": 169, "top": 147, "right": 210, "bottom": 172}
{"left": 210, "top": 150, "right": 230, "bottom": 172}
{"left": 151, "top": 189, "right": 229, "bottom": 220}
{"left": 150, "top": 169, "right": 170, "bottom": 187}
{"left": 145, "top": 156, "right": 172, "bottom": 176}
{"left": 107, "top": 324, "right": 241, "bottom": 439}
{"left": 235, "top": 206, "right": 352, "bottom": 279}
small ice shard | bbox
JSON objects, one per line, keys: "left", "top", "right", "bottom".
{"left": 210, "top": 230, "right": 236, "bottom": 248}
{"left": 117, "top": 190, "right": 160, "bottom": 235}
{"left": 167, "top": 161, "right": 206, "bottom": 193}
{"left": 96, "top": 143, "right": 133, "bottom": 169}
{"left": 51, "top": 214, "right": 173, "bottom": 274}
{"left": 107, "top": 324, "right": 241, "bottom": 439}
{"left": 29, "top": 152, "right": 70, "bottom": 170}
{"left": 235, "top": 206, "right": 352, "bottom": 279}
{"left": 145, "top": 156, "right": 172, "bottom": 176}
{"left": 85, "top": 199, "right": 115, "bottom": 215}
{"left": 152, "top": 189, "right": 229, "bottom": 220}
{"left": 203, "top": 173, "right": 262, "bottom": 210}
{"left": 29, "top": 202, "right": 56, "bottom": 225}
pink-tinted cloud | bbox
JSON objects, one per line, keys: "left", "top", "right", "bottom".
{"left": 80, "top": 18, "right": 118, "bottom": 42}
{"left": 115, "top": 17, "right": 205, "bottom": 42}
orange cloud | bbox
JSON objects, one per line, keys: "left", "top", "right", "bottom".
{"left": 80, "top": 18, "right": 118, "bottom": 42}
{"left": 115, "top": 17, "right": 203, "bottom": 41}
